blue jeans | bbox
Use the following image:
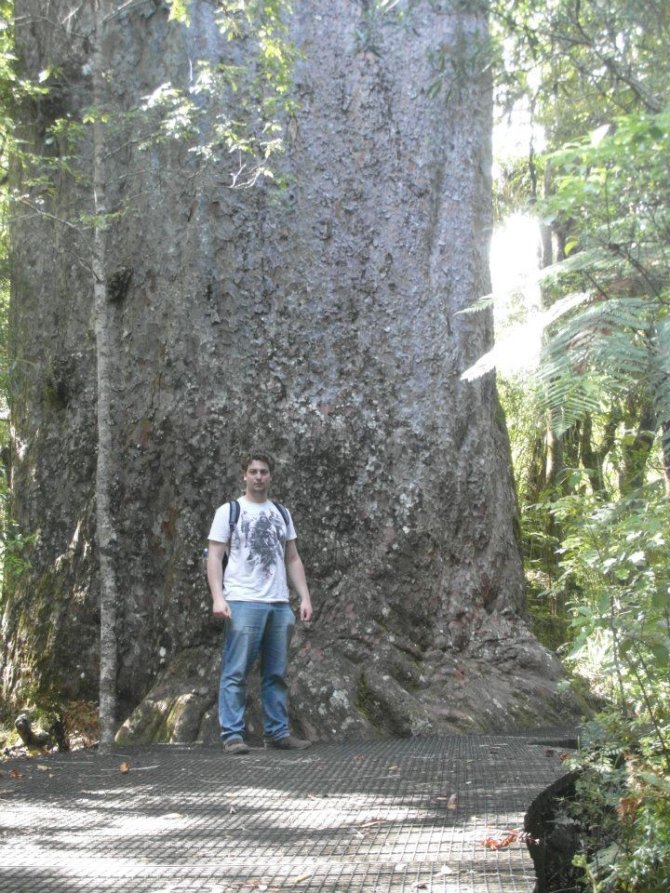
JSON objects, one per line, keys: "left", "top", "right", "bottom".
{"left": 219, "top": 601, "right": 295, "bottom": 743}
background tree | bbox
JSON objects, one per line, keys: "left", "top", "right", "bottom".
{"left": 491, "top": 0, "right": 670, "bottom": 500}
{"left": 483, "top": 0, "right": 670, "bottom": 621}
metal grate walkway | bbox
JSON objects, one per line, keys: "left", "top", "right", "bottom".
{"left": 0, "top": 732, "right": 575, "bottom": 893}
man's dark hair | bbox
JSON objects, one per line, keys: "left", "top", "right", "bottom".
{"left": 241, "top": 450, "right": 275, "bottom": 474}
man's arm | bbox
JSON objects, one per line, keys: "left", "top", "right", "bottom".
{"left": 207, "top": 540, "right": 231, "bottom": 619}
{"left": 285, "top": 540, "right": 312, "bottom": 622}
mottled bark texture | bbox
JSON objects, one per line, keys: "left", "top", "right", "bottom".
{"left": 2, "top": 0, "right": 583, "bottom": 742}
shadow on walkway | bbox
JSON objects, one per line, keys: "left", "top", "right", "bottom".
{"left": 0, "top": 731, "right": 576, "bottom": 893}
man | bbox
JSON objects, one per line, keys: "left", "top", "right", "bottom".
{"left": 207, "top": 451, "right": 313, "bottom": 754}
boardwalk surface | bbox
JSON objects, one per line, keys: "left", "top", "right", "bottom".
{"left": 0, "top": 732, "right": 574, "bottom": 893}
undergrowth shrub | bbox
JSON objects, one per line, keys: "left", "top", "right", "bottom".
{"left": 566, "top": 713, "right": 670, "bottom": 893}
{"left": 545, "top": 484, "right": 670, "bottom": 892}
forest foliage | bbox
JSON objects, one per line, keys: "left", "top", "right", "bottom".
{"left": 489, "top": 0, "right": 670, "bottom": 889}
{"left": 0, "top": 0, "right": 668, "bottom": 888}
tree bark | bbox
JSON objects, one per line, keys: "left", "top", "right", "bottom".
{"left": 620, "top": 397, "right": 656, "bottom": 495}
{"left": 2, "top": 0, "right": 583, "bottom": 741}
{"left": 92, "top": 0, "right": 119, "bottom": 751}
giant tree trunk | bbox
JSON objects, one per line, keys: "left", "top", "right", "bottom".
{"left": 1, "top": 0, "right": 582, "bottom": 742}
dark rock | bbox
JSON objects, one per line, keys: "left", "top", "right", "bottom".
{"left": 525, "top": 770, "right": 581, "bottom": 893}
{"left": 15, "top": 713, "right": 52, "bottom": 749}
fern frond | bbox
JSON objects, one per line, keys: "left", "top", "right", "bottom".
{"left": 461, "top": 291, "right": 590, "bottom": 380}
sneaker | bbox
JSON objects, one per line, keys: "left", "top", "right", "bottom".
{"left": 268, "top": 735, "right": 312, "bottom": 750}
{"left": 223, "top": 738, "right": 250, "bottom": 754}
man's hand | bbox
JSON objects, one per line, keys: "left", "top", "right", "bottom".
{"left": 207, "top": 541, "right": 230, "bottom": 618}
{"left": 286, "top": 540, "right": 313, "bottom": 622}
{"left": 212, "top": 594, "right": 231, "bottom": 620}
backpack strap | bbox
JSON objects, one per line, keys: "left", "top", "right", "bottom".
{"left": 272, "top": 501, "right": 290, "bottom": 529}
{"left": 228, "top": 499, "right": 241, "bottom": 532}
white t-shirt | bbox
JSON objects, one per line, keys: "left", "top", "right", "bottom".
{"left": 208, "top": 497, "right": 297, "bottom": 603}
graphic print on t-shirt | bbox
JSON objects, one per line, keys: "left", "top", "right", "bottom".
{"left": 239, "top": 511, "right": 285, "bottom": 579}
{"left": 208, "top": 498, "right": 294, "bottom": 602}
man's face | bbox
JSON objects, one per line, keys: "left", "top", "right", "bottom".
{"left": 243, "top": 460, "right": 272, "bottom": 498}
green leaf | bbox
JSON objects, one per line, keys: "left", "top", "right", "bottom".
{"left": 167, "top": 0, "right": 190, "bottom": 25}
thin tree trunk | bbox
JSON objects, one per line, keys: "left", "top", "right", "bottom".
{"left": 579, "top": 409, "right": 620, "bottom": 495}
{"left": 93, "top": 0, "right": 118, "bottom": 751}
{"left": 620, "top": 398, "right": 656, "bottom": 494}
{"left": 662, "top": 422, "right": 670, "bottom": 499}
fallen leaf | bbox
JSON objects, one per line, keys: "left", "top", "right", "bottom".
{"left": 9, "top": 769, "right": 23, "bottom": 779}
{"left": 617, "top": 796, "right": 642, "bottom": 822}
{"left": 481, "top": 829, "right": 539, "bottom": 849}
{"left": 446, "top": 793, "right": 458, "bottom": 810}
{"left": 119, "top": 762, "right": 130, "bottom": 774}
{"left": 289, "top": 874, "right": 312, "bottom": 885}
